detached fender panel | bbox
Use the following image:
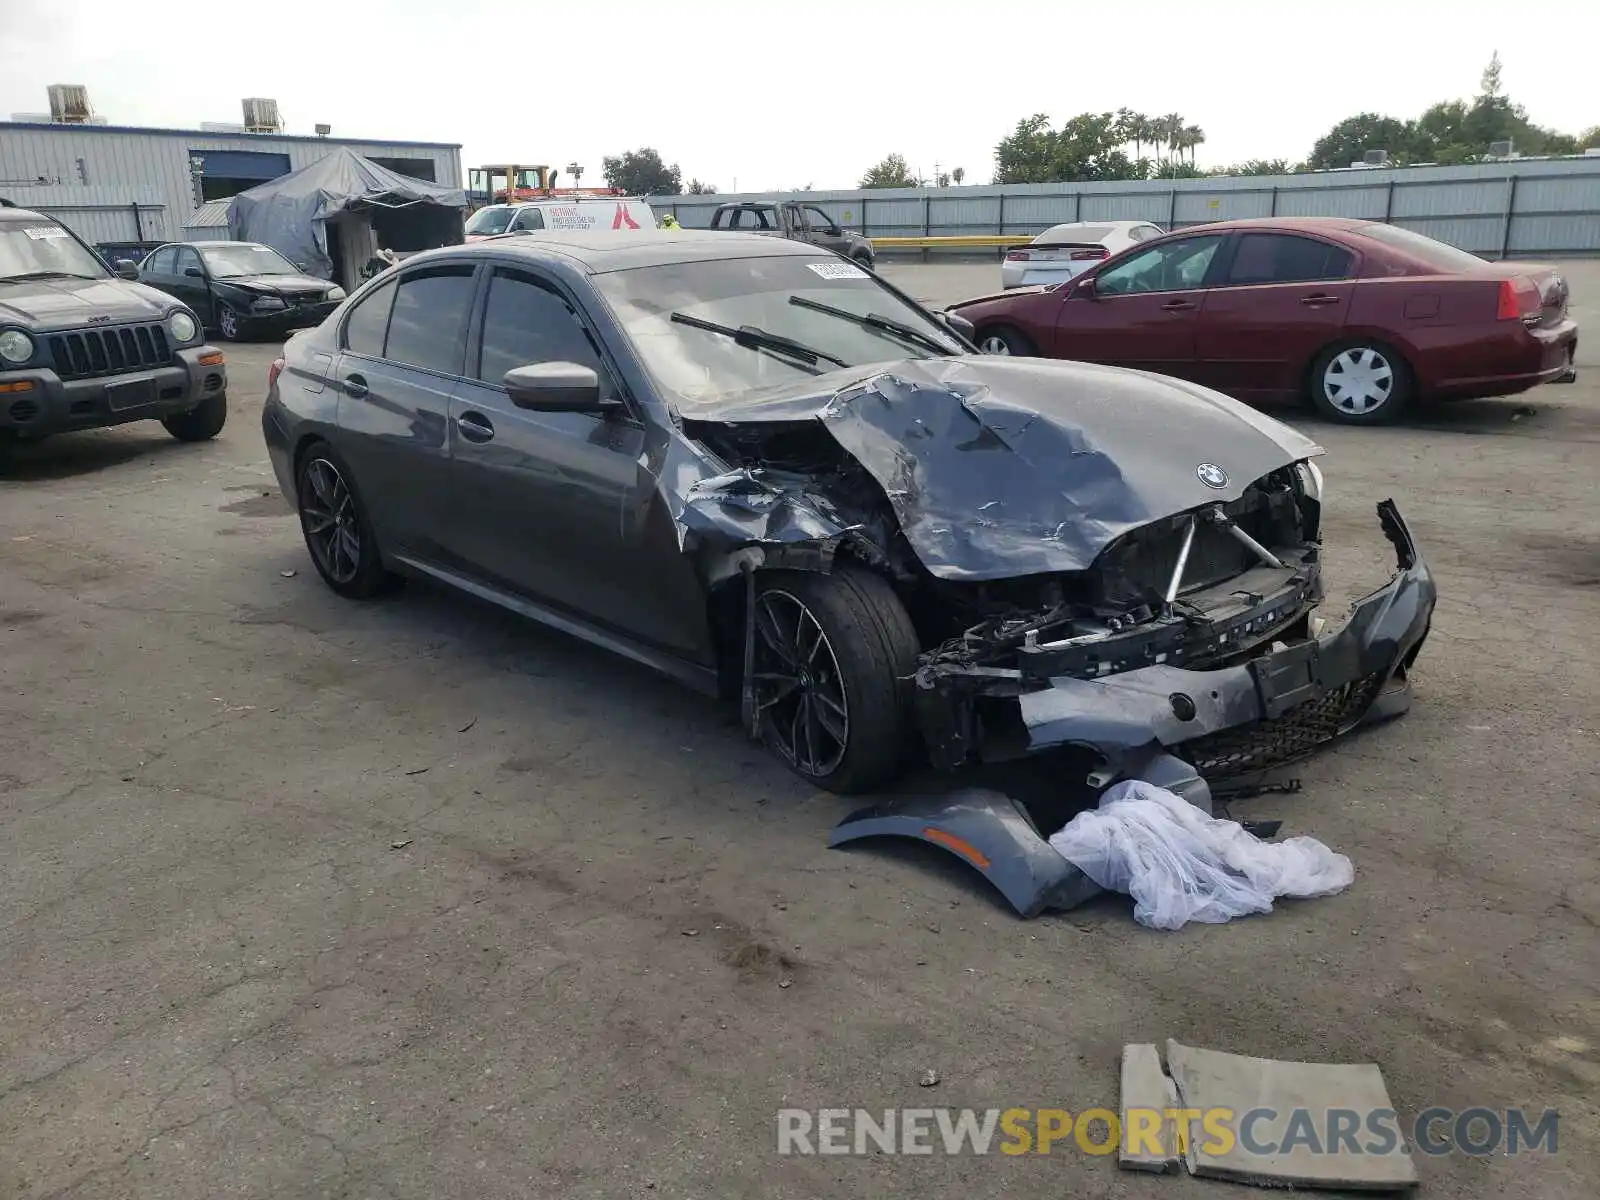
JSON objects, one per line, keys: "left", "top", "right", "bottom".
{"left": 828, "top": 789, "right": 1103, "bottom": 919}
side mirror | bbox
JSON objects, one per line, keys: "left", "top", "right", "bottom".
{"left": 1074, "top": 275, "right": 1098, "bottom": 298}
{"left": 183, "top": 266, "right": 204, "bottom": 279}
{"left": 939, "top": 310, "right": 976, "bottom": 341}
{"left": 114, "top": 260, "right": 139, "bottom": 281}
{"left": 503, "top": 361, "right": 614, "bottom": 413}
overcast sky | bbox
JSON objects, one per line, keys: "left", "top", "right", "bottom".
{"left": 3, "top": 0, "right": 1595, "bottom": 191}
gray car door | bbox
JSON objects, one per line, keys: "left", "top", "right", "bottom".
{"left": 444, "top": 264, "right": 697, "bottom": 651}
{"left": 330, "top": 261, "right": 479, "bottom": 562}
{"left": 170, "top": 245, "right": 212, "bottom": 320}
{"left": 800, "top": 205, "right": 851, "bottom": 257}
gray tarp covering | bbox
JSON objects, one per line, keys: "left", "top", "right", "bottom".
{"left": 226, "top": 147, "right": 466, "bottom": 280}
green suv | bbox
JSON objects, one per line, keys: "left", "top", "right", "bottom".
{"left": 0, "top": 200, "right": 228, "bottom": 449}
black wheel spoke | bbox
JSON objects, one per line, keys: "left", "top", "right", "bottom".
{"left": 300, "top": 458, "right": 362, "bottom": 585}
{"left": 750, "top": 589, "right": 852, "bottom": 779}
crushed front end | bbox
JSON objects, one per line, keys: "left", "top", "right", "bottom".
{"left": 912, "top": 484, "right": 1435, "bottom": 805}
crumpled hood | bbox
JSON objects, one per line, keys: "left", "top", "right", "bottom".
{"left": 0, "top": 276, "right": 176, "bottom": 329}
{"left": 683, "top": 355, "right": 1322, "bottom": 581}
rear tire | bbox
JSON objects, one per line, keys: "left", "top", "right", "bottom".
{"left": 294, "top": 440, "right": 400, "bottom": 600}
{"left": 976, "top": 326, "right": 1035, "bottom": 356}
{"left": 749, "top": 564, "right": 920, "bottom": 794}
{"left": 1308, "top": 340, "right": 1413, "bottom": 424}
{"left": 851, "top": 250, "right": 875, "bottom": 271}
{"left": 161, "top": 391, "right": 228, "bottom": 442}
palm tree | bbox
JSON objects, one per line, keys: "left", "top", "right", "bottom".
{"left": 1116, "top": 108, "right": 1138, "bottom": 157}
{"left": 1182, "top": 124, "right": 1206, "bottom": 165}
{"left": 1133, "top": 113, "right": 1155, "bottom": 161}
{"left": 1159, "top": 113, "right": 1185, "bottom": 160}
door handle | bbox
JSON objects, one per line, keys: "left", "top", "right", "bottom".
{"left": 1299, "top": 294, "right": 1341, "bottom": 306}
{"left": 342, "top": 374, "right": 368, "bottom": 399}
{"left": 455, "top": 412, "right": 495, "bottom": 443}
{"left": 1160, "top": 299, "right": 1196, "bottom": 312}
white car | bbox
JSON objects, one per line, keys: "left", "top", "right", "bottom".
{"left": 464, "top": 197, "right": 658, "bottom": 241}
{"left": 1000, "top": 220, "right": 1166, "bottom": 288}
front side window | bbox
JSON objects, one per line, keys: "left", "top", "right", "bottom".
{"left": 477, "top": 269, "right": 606, "bottom": 387}
{"left": 803, "top": 207, "right": 838, "bottom": 232}
{"left": 510, "top": 208, "right": 546, "bottom": 232}
{"left": 0, "top": 220, "right": 108, "bottom": 281}
{"left": 1225, "top": 233, "right": 1355, "bottom": 286}
{"left": 384, "top": 266, "right": 477, "bottom": 375}
{"left": 1095, "top": 234, "right": 1224, "bottom": 295}
{"left": 593, "top": 253, "right": 965, "bottom": 411}
{"left": 341, "top": 278, "right": 397, "bottom": 357}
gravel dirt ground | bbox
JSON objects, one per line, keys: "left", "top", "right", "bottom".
{"left": 2, "top": 259, "right": 1597, "bottom": 1199}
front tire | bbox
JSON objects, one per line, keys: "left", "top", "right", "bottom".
{"left": 294, "top": 441, "right": 399, "bottom": 600}
{"left": 852, "top": 251, "right": 875, "bottom": 271}
{"left": 976, "top": 326, "right": 1035, "bottom": 356}
{"left": 161, "top": 391, "right": 228, "bottom": 442}
{"left": 217, "top": 307, "right": 241, "bottom": 341}
{"left": 1309, "top": 341, "right": 1413, "bottom": 424}
{"left": 749, "top": 564, "right": 920, "bottom": 794}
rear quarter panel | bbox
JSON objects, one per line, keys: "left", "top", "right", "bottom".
{"left": 1345, "top": 275, "right": 1506, "bottom": 390}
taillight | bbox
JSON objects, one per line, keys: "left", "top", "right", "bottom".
{"left": 1005, "top": 250, "right": 1030, "bottom": 261}
{"left": 1496, "top": 277, "right": 1541, "bottom": 323}
{"left": 1070, "top": 248, "right": 1109, "bottom": 261}
{"left": 268, "top": 356, "right": 285, "bottom": 391}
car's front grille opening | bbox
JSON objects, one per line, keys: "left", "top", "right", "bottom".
{"left": 7, "top": 398, "right": 40, "bottom": 422}
{"left": 1177, "top": 669, "right": 1390, "bottom": 778}
{"left": 49, "top": 323, "right": 172, "bottom": 381}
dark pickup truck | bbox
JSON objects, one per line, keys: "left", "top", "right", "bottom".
{"left": 0, "top": 202, "right": 228, "bottom": 451}
{"left": 707, "top": 201, "right": 875, "bottom": 268}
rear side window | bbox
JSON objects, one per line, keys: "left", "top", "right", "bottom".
{"left": 342, "top": 278, "right": 396, "bottom": 357}
{"left": 145, "top": 247, "right": 174, "bottom": 273}
{"left": 385, "top": 266, "right": 477, "bottom": 375}
{"left": 1225, "top": 234, "right": 1354, "bottom": 285}
{"left": 477, "top": 269, "right": 607, "bottom": 388}
{"left": 1355, "top": 223, "right": 1485, "bottom": 272}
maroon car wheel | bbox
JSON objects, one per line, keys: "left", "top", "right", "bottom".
{"left": 1310, "top": 341, "right": 1413, "bottom": 425}
{"left": 976, "top": 326, "right": 1035, "bottom": 356}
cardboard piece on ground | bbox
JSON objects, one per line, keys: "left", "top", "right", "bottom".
{"left": 1165, "top": 1039, "right": 1419, "bottom": 1191}
{"left": 1118, "top": 1043, "right": 1181, "bottom": 1172}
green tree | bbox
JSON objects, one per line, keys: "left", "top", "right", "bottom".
{"left": 602, "top": 148, "right": 682, "bottom": 195}
{"left": 1580, "top": 126, "right": 1600, "bottom": 149}
{"left": 859, "top": 154, "right": 920, "bottom": 188}
{"left": 686, "top": 179, "right": 718, "bottom": 194}
{"left": 1228, "top": 158, "right": 1294, "bottom": 176}
{"left": 993, "top": 112, "right": 1136, "bottom": 184}
{"left": 951, "top": 166, "right": 966, "bottom": 185}
{"left": 1307, "top": 113, "right": 1417, "bottom": 168}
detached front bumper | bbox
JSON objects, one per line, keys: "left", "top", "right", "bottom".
{"left": 0, "top": 345, "right": 228, "bottom": 437}
{"left": 833, "top": 501, "right": 1436, "bottom": 919}
{"left": 1016, "top": 500, "right": 1434, "bottom": 785}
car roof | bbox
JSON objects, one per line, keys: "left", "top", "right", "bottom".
{"left": 1172, "top": 216, "right": 1371, "bottom": 237}
{"left": 411, "top": 229, "right": 825, "bottom": 274}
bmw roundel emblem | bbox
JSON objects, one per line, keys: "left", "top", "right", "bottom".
{"left": 1197, "top": 463, "right": 1229, "bottom": 489}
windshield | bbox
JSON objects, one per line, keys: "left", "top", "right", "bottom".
{"left": 0, "top": 221, "right": 108, "bottom": 281}
{"left": 466, "top": 207, "right": 517, "bottom": 236}
{"left": 1356, "top": 224, "right": 1487, "bottom": 273}
{"left": 593, "top": 255, "right": 966, "bottom": 408}
{"left": 201, "top": 243, "right": 299, "bottom": 277}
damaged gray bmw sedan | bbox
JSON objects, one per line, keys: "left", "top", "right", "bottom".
{"left": 263, "top": 231, "right": 1436, "bottom": 803}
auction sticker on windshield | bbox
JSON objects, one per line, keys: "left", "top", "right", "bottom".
{"left": 23, "top": 226, "right": 71, "bottom": 240}
{"left": 806, "top": 261, "right": 868, "bottom": 280}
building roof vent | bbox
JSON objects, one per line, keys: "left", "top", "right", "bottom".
{"left": 47, "top": 85, "right": 93, "bottom": 124}
{"left": 241, "top": 98, "right": 283, "bottom": 134}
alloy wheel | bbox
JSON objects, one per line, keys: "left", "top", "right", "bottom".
{"left": 219, "top": 309, "right": 238, "bottom": 340}
{"left": 300, "top": 458, "right": 361, "bottom": 585}
{"left": 1322, "top": 347, "right": 1394, "bottom": 416}
{"left": 979, "top": 334, "right": 1012, "bottom": 355}
{"left": 750, "top": 589, "right": 851, "bottom": 778}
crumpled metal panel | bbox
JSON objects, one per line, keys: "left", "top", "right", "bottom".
{"left": 674, "top": 355, "right": 1321, "bottom": 581}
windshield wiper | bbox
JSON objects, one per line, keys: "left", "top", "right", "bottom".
{"left": 670, "top": 311, "right": 850, "bottom": 373}
{"left": 1, "top": 271, "right": 100, "bottom": 283}
{"left": 788, "top": 295, "right": 954, "bottom": 355}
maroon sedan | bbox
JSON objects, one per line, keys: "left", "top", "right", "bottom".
{"left": 949, "top": 217, "right": 1578, "bottom": 424}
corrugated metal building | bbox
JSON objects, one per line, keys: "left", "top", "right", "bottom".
{"left": 0, "top": 121, "right": 462, "bottom": 257}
